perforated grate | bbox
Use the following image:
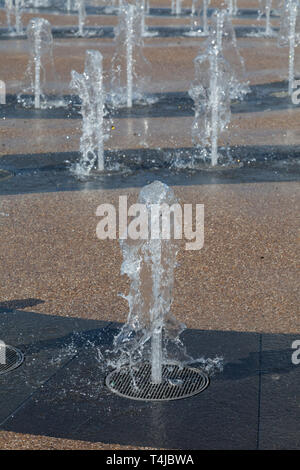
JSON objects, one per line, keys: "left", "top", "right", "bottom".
{"left": 106, "top": 363, "right": 209, "bottom": 401}
{"left": 0, "top": 345, "right": 24, "bottom": 375}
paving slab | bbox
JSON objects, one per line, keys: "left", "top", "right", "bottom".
{"left": 259, "top": 334, "right": 300, "bottom": 450}
{"left": 0, "top": 323, "right": 261, "bottom": 449}
{"left": 0, "top": 24, "right": 280, "bottom": 40}
{"left": 1, "top": 81, "right": 299, "bottom": 120}
{"left": 0, "top": 147, "right": 299, "bottom": 197}
{"left": 0, "top": 307, "right": 110, "bottom": 424}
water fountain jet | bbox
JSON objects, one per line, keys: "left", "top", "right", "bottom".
{"left": 225, "top": 0, "right": 238, "bottom": 17}
{"left": 70, "top": 50, "right": 107, "bottom": 175}
{"left": 189, "top": 10, "right": 249, "bottom": 166}
{"left": 15, "top": 0, "right": 23, "bottom": 35}
{"left": 187, "top": 0, "right": 211, "bottom": 37}
{"left": 104, "top": 181, "right": 221, "bottom": 400}
{"left": 278, "top": 0, "right": 300, "bottom": 95}
{"left": 18, "top": 18, "right": 54, "bottom": 109}
{"left": 256, "top": 0, "right": 281, "bottom": 37}
{"left": 111, "top": 1, "right": 152, "bottom": 108}
{"left": 77, "top": 0, "right": 86, "bottom": 37}
{"left": 5, "top": 0, "right": 13, "bottom": 30}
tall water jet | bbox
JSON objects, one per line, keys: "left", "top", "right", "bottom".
{"left": 111, "top": 1, "right": 151, "bottom": 107}
{"left": 139, "top": 0, "right": 156, "bottom": 37}
{"left": 262, "top": 0, "right": 273, "bottom": 36}
{"left": 171, "top": 0, "right": 182, "bottom": 15}
{"left": 257, "top": 0, "right": 280, "bottom": 37}
{"left": 18, "top": 18, "right": 54, "bottom": 109}
{"left": 188, "top": 0, "right": 211, "bottom": 36}
{"left": 77, "top": 0, "right": 86, "bottom": 37}
{"left": 70, "top": 50, "right": 107, "bottom": 175}
{"left": 29, "top": 18, "right": 52, "bottom": 109}
{"left": 15, "top": 0, "right": 23, "bottom": 35}
{"left": 225, "top": 0, "right": 238, "bottom": 17}
{"left": 278, "top": 0, "right": 300, "bottom": 95}
{"left": 189, "top": 10, "right": 249, "bottom": 166}
{"left": 5, "top": 0, "right": 13, "bottom": 30}
{"left": 0, "top": 81, "right": 6, "bottom": 105}
{"left": 114, "top": 182, "right": 187, "bottom": 383}
{"left": 104, "top": 181, "right": 222, "bottom": 400}
{"left": 175, "top": 0, "right": 182, "bottom": 16}
{"left": 126, "top": 3, "right": 133, "bottom": 107}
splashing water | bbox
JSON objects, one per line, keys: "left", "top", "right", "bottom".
{"left": 278, "top": 0, "right": 300, "bottom": 95}
{"left": 18, "top": 18, "right": 55, "bottom": 109}
{"left": 70, "top": 50, "right": 108, "bottom": 176}
{"left": 110, "top": 1, "right": 151, "bottom": 108}
{"left": 103, "top": 181, "right": 223, "bottom": 382}
{"left": 189, "top": 10, "right": 249, "bottom": 166}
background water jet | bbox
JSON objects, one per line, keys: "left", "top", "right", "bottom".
{"left": 225, "top": 0, "right": 238, "bottom": 17}
{"left": 70, "top": 49, "right": 107, "bottom": 175}
{"left": 189, "top": 10, "right": 249, "bottom": 166}
{"left": 112, "top": 181, "right": 190, "bottom": 384}
{"left": 77, "top": 0, "right": 86, "bottom": 37}
{"left": 110, "top": 1, "right": 152, "bottom": 107}
{"left": 188, "top": 0, "right": 211, "bottom": 36}
{"left": 18, "top": 17, "right": 54, "bottom": 109}
{"left": 278, "top": 0, "right": 300, "bottom": 96}
{"left": 104, "top": 180, "right": 222, "bottom": 400}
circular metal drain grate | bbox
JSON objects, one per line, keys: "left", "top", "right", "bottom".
{"left": 0, "top": 345, "right": 24, "bottom": 375}
{"left": 106, "top": 363, "right": 209, "bottom": 401}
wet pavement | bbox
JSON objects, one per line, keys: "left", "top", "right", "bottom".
{"left": 0, "top": 309, "right": 299, "bottom": 449}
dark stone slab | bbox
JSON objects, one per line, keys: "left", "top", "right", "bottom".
{"left": 1, "top": 309, "right": 298, "bottom": 449}
{"left": 0, "top": 26, "right": 114, "bottom": 40}
{"left": 51, "top": 25, "right": 114, "bottom": 39}
{"left": 148, "top": 7, "right": 279, "bottom": 18}
{"left": 0, "top": 25, "right": 279, "bottom": 40}
{"left": 148, "top": 25, "right": 279, "bottom": 39}
{"left": 2, "top": 82, "right": 298, "bottom": 120}
{"left": 0, "top": 306, "right": 111, "bottom": 424}
{"left": 0, "top": 2, "right": 279, "bottom": 18}
{"left": 1, "top": 326, "right": 261, "bottom": 449}
{"left": 1, "top": 145, "right": 300, "bottom": 173}
{"left": 259, "top": 334, "right": 300, "bottom": 449}
{"left": 0, "top": 146, "right": 299, "bottom": 196}
{"left": 22, "top": 5, "right": 120, "bottom": 16}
